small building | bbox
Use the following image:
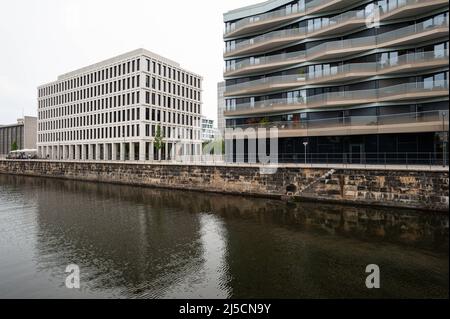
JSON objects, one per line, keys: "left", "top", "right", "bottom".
{"left": 201, "top": 117, "right": 218, "bottom": 143}
{"left": 0, "top": 116, "right": 37, "bottom": 156}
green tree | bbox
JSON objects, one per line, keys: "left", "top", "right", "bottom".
{"left": 259, "top": 117, "right": 269, "bottom": 126}
{"left": 11, "top": 141, "right": 18, "bottom": 151}
{"left": 154, "top": 125, "right": 164, "bottom": 160}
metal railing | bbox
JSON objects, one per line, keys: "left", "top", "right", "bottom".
{"left": 225, "top": 16, "right": 449, "bottom": 70}
{"left": 226, "top": 80, "right": 449, "bottom": 112}
{"left": 225, "top": 50, "right": 448, "bottom": 94}
{"left": 229, "top": 110, "right": 449, "bottom": 131}
{"left": 224, "top": 0, "right": 441, "bottom": 38}
{"left": 227, "top": 152, "right": 448, "bottom": 167}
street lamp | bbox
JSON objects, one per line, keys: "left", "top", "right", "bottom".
{"left": 443, "top": 112, "right": 447, "bottom": 167}
{"left": 303, "top": 141, "right": 309, "bottom": 164}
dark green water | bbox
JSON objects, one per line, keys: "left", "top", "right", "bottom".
{"left": 0, "top": 174, "right": 448, "bottom": 299}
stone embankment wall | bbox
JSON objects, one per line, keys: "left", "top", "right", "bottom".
{"left": 0, "top": 160, "right": 447, "bottom": 211}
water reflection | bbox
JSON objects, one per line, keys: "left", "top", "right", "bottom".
{"left": 0, "top": 174, "right": 448, "bottom": 299}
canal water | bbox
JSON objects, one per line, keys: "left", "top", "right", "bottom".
{"left": 0, "top": 174, "right": 448, "bottom": 299}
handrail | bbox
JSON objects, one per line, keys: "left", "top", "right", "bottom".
{"left": 224, "top": 0, "right": 442, "bottom": 37}
{"left": 225, "top": 51, "right": 449, "bottom": 94}
{"left": 228, "top": 110, "right": 449, "bottom": 130}
{"left": 225, "top": 17, "right": 449, "bottom": 72}
{"left": 225, "top": 80, "right": 449, "bottom": 112}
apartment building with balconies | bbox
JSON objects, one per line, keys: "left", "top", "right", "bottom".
{"left": 37, "top": 49, "right": 203, "bottom": 161}
{"left": 223, "top": 0, "right": 449, "bottom": 164}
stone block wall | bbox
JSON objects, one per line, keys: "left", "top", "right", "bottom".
{"left": 0, "top": 160, "right": 447, "bottom": 211}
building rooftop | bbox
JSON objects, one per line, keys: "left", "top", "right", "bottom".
{"left": 39, "top": 48, "right": 201, "bottom": 88}
{"left": 0, "top": 116, "right": 36, "bottom": 128}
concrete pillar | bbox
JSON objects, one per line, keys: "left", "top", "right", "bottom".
{"left": 81, "top": 144, "right": 86, "bottom": 160}
{"left": 104, "top": 143, "right": 109, "bottom": 161}
{"left": 170, "top": 143, "right": 175, "bottom": 161}
{"left": 112, "top": 143, "right": 117, "bottom": 161}
{"left": 130, "top": 142, "right": 135, "bottom": 161}
{"left": 96, "top": 143, "right": 101, "bottom": 161}
{"left": 139, "top": 141, "right": 146, "bottom": 161}
{"left": 164, "top": 143, "right": 169, "bottom": 161}
{"left": 149, "top": 142, "right": 154, "bottom": 161}
{"left": 120, "top": 143, "right": 126, "bottom": 161}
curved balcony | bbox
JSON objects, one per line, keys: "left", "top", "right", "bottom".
{"left": 224, "top": 0, "right": 447, "bottom": 38}
{"left": 224, "top": 0, "right": 361, "bottom": 38}
{"left": 224, "top": 0, "right": 449, "bottom": 58}
{"left": 225, "top": 51, "right": 449, "bottom": 96}
{"left": 225, "top": 74, "right": 307, "bottom": 96}
{"left": 229, "top": 110, "right": 449, "bottom": 138}
{"left": 225, "top": 27, "right": 307, "bottom": 58}
{"left": 224, "top": 80, "right": 449, "bottom": 116}
{"left": 225, "top": 17, "right": 449, "bottom": 76}
{"left": 380, "top": 0, "right": 448, "bottom": 21}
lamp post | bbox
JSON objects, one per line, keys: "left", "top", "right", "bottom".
{"left": 443, "top": 112, "right": 447, "bottom": 167}
{"left": 303, "top": 141, "right": 309, "bottom": 164}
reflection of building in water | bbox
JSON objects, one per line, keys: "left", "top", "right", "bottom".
{"left": 3, "top": 175, "right": 447, "bottom": 299}
{"left": 33, "top": 179, "right": 206, "bottom": 297}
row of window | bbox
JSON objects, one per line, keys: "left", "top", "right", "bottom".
{"left": 38, "top": 125, "right": 200, "bottom": 143}
{"left": 39, "top": 108, "right": 201, "bottom": 132}
{"left": 39, "top": 58, "right": 141, "bottom": 97}
{"left": 144, "top": 75, "right": 201, "bottom": 101}
{"left": 144, "top": 92, "right": 201, "bottom": 114}
{"left": 39, "top": 74, "right": 201, "bottom": 110}
{"left": 144, "top": 59, "right": 201, "bottom": 88}
{"left": 39, "top": 76, "right": 140, "bottom": 108}
{"left": 38, "top": 90, "right": 201, "bottom": 121}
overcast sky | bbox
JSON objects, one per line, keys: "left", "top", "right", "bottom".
{"left": 0, "top": 0, "right": 262, "bottom": 126}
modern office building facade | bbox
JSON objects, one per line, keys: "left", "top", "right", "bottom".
{"left": 223, "top": 0, "right": 449, "bottom": 164}
{"left": 37, "top": 49, "right": 203, "bottom": 161}
{"left": 217, "top": 81, "right": 226, "bottom": 137}
{"left": 201, "top": 117, "right": 218, "bottom": 142}
{"left": 0, "top": 116, "right": 37, "bottom": 156}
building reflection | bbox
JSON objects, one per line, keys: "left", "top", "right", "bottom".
{"left": 0, "top": 174, "right": 447, "bottom": 298}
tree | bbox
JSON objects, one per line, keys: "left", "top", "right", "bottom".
{"left": 11, "top": 141, "right": 18, "bottom": 151}
{"left": 259, "top": 117, "right": 269, "bottom": 126}
{"left": 154, "top": 125, "right": 164, "bottom": 161}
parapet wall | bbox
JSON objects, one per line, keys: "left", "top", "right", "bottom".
{"left": 0, "top": 160, "right": 448, "bottom": 212}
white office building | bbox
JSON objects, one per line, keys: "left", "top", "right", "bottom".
{"left": 201, "top": 117, "right": 218, "bottom": 142}
{"left": 37, "top": 49, "right": 203, "bottom": 161}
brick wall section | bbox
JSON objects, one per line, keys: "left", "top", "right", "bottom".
{"left": 0, "top": 160, "right": 448, "bottom": 212}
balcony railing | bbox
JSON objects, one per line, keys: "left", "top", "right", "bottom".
{"left": 225, "top": 18, "right": 449, "bottom": 74}
{"left": 228, "top": 110, "right": 449, "bottom": 132}
{"left": 225, "top": 51, "right": 449, "bottom": 95}
{"left": 224, "top": 0, "right": 444, "bottom": 38}
{"left": 224, "top": 5, "right": 449, "bottom": 57}
{"left": 225, "top": 74, "right": 307, "bottom": 95}
{"left": 225, "top": 80, "right": 449, "bottom": 112}
{"left": 226, "top": 27, "right": 307, "bottom": 55}
{"left": 223, "top": 0, "right": 369, "bottom": 37}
